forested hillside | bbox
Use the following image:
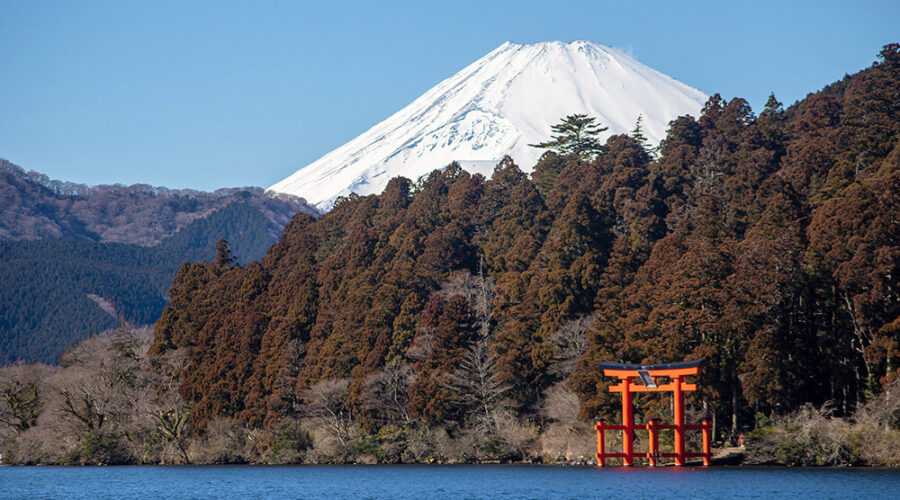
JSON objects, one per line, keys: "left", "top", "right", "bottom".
{"left": 0, "top": 200, "right": 313, "bottom": 365}
{"left": 153, "top": 45, "right": 899, "bottom": 439}
{"left": 2, "top": 45, "right": 897, "bottom": 466}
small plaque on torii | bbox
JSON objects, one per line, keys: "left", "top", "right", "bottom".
{"left": 637, "top": 369, "right": 657, "bottom": 389}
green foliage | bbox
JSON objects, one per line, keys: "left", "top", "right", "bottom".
{"left": 529, "top": 113, "right": 608, "bottom": 161}
{"left": 351, "top": 433, "right": 382, "bottom": 458}
{"left": 263, "top": 420, "right": 312, "bottom": 464}
{"left": 0, "top": 240, "right": 171, "bottom": 364}
{"left": 530, "top": 151, "right": 566, "bottom": 197}
{"left": 63, "top": 431, "right": 131, "bottom": 465}
{"left": 773, "top": 433, "right": 808, "bottom": 466}
{"left": 630, "top": 114, "right": 656, "bottom": 158}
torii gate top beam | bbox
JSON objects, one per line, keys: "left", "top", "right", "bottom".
{"left": 598, "top": 360, "right": 703, "bottom": 371}
{"left": 599, "top": 360, "right": 703, "bottom": 379}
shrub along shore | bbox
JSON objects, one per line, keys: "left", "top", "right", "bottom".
{"left": 1, "top": 328, "right": 896, "bottom": 466}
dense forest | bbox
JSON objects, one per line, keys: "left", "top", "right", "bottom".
{"left": 0, "top": 201, "right": 305, "bottom": 364}
{"left": 1, "top": 45, "right": 898, "bottom": 466}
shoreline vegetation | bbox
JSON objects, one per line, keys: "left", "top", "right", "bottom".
{"left": 0, "top": 322, "right": 894, "bottom": 470}
{"left": 0, "top": 284, "right": 895, "bottom": 468}
{"left": 2, "top": 46, "right": 899, "bottom": 468}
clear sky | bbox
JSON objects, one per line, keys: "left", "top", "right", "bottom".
{"left": 1, "top": 0, "right": 897, "bottom": 191}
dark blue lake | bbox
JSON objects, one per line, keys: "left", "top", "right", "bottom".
{"left": 1, "top": 465, "right": 898, "bottom": 499}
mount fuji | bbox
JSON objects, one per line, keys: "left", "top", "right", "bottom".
{"left": 269, "top": 40, "right": 707, "bottom": 210}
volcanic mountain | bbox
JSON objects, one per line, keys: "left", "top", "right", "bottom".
{"left": 269, "top": 40, "right": 707, "bottom": 210}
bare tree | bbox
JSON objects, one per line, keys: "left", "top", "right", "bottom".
{"left": 143, "top": 340, "right": 195, "bottom": 463}
{"left": 539, "top": 382, "right": 594, "bottom": 461}
{"left": 439, "top": 265, "right": 496, "bottom": 338}
{"left": 51, "top": 325, "right": 164, "bottom": 464}
{"left": 363, "top": 361, "right": 414, "bottom": 425}
{"left": 59, "top": 385, "right": 109, "bottom": 431}
{"left": 443, "top": 338, "right": 510, "bottom": 435}
{"left": 150, "top": 408, "right": 191, "bottom": 464}
{"left": 56, "top": 332, "right": 148, "bottom": 431}
{"left": 0, "top": 366, "right": 47, "bottom": 433}
{"left": 843, "top": 293, "right": 876, "bottom": 399}
{"left": 302, "top": 378, "right": 353, "bottom": 446}
{"left": 548, "top": 314, "right": 595, "bottom": 378}
{"left": 436, "top": 266, "right": 511, "bottom": 434}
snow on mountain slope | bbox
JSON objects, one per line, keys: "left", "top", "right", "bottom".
{"left": 269, "top": 41, "right": 707, "bottom": 210}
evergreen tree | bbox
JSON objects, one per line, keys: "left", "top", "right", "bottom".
{"left": 531, "top": 151, "right": 566, "bottom": 198}
{"left": 215, "top": 239, "right": 235, "bottom": 268}
{"left": 631, "top": 114, "right": 656, "bottom": 158}
{"left": 758, "top": 93, "right": 787, "bottom": 161}
{"left": 529, "top": 113, "right": 608, "bottom": 161}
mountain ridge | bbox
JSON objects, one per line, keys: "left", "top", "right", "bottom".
{"left": 0, "top": 158, "right": 319, "bottom": 245}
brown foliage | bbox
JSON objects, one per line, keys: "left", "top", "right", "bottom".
{"left": 145, "top": 46, "right": 900, "bottom": 450}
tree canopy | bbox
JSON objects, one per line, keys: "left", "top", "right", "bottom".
{"left": 529, "top": 113, "right": 608, "bottom": 161}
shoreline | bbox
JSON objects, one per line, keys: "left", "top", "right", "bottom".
{"left": 2, "top": 462, "right": 899, "bottom": 470}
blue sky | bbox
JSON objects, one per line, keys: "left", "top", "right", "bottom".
{"left": 1, "top": 0, "right": 897, "bottom": 190}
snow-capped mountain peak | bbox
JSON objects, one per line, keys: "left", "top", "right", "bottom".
{"left": 269, "top": 40, "right": 707, "bottom": 210}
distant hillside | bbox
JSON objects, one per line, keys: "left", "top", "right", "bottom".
{"left": 0, "top": 163, "right": 320, "bottom": 364}
{"left": 0, "top": 239, "right": 171, "bottom": 363}
{"left": 0, "top": 159, "right": 318, "bottom": 245}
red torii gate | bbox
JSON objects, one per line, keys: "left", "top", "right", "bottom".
{"left": 594, "top": 360, "right": 711, "bottom": 467}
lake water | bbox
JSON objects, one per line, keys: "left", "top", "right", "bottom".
{"left": 1, "top": 465, "right": 898, "bottom": 499}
